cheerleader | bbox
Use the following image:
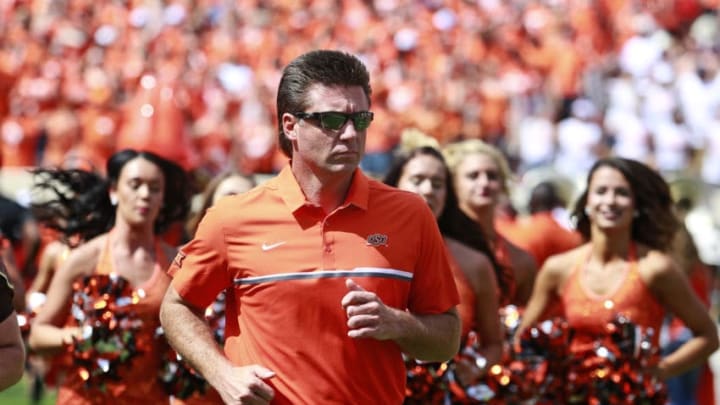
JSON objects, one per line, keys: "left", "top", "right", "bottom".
{"left": 517, "top": 157, "right": 718, "bottom": 401}
{"left": 384, "top": 135, "right": 504, "bottom": 402}
{"left": 442, "top": 139, "right": 536, "bottom": 307}
{"left": 28, "top": 149, "right": 190, "bottom": 404}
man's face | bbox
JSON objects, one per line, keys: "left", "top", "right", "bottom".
{"left": 284, "top": 84, "right": 369, "bottom": 176}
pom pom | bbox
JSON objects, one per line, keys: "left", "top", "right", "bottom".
{"left": 68, "top": 274, "right": 144, "bottom": 390}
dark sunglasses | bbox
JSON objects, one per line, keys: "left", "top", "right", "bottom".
{"left": 292, "top": 111, "right": 374, "bottom": 131}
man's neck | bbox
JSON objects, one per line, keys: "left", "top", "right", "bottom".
{"left": 291, "top": 164, "right": 355, "bottom": 214}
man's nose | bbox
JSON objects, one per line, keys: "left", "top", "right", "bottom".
{"left": 337, "top": 121, "right": 359, "bottom": 140}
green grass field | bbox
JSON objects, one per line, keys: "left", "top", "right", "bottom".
{"left": 0, "top": 376, "right": 56, "bottom": 405}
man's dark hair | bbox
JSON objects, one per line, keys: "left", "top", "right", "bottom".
{"left": 276, "top": 50, "right": 372, "bottom": 158}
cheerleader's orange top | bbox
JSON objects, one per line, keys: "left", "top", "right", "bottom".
{"left": 561, "top": 244, "right": 665, "bottom": 354}
{"left": 56, "top": 234, "right": 171, "bottom": 405}
{"left": 448, "top": 250, "right": 477, "bottom": 338}
{"left": 45, "top": 242, "right": 73, "bottom": 387}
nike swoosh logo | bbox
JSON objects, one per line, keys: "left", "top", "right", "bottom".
{"left": 261, "top": 241, "right": 286, "bottom": 251}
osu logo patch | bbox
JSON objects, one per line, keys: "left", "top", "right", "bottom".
{"left": 366, "top": 233, "right": 388, "bottom": 247}
{"left": 173, "top": 251, "right": 186, "bottom": 268}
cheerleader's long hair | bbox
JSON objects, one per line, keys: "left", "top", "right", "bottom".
{"left": 32, "top": 149, "right": 191, "bottom": 243}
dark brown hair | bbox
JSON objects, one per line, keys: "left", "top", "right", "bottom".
{"left": 571, "top": 157, "right": 679, "bottom": 251}
{"left": 32, "top": 149, "right": 191, "bottom": 238}
{"left": 276, "top": 50, "right": 371, "bottom": 157}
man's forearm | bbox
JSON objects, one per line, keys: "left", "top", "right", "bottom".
{"left": 396, "top": 308, "right": 460, "bottom": 362}
{"left": 159, "top": 289, "right": 233, "bottom": 384}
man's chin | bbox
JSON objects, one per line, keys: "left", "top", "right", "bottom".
{"left": 326, "top": 158, "right": 360, "bottom": 172}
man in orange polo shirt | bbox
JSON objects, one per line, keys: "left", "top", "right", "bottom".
{"left": 160, "top": 50, "right": 460, "bottom": 405}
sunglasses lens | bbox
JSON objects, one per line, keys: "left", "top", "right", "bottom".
{"left": 312, "top": 111, "right": 373, "bottom": 130}
{"left": 320, "top": 113, "right": 348, "bottom": 130}
{"left": 353, "top": 112, "right": 373, "bottom": 130}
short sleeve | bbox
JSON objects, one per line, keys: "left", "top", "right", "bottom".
{"left": 169, "top": 205, "right": 231, "bottom": 309}
{"left": 407, "top": 206, "right": 459, "bottom": 314}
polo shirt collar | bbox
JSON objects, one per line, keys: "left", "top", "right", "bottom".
{"left": 276, "top": 165, "right": 306, "bottom": 212}
{"left": 275, "top": 165, "right": 369, "bottom": 212}
{"left": 343, "top": 168, "right": 369, "bottom": 211}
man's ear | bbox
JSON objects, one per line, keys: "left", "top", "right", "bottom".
{"left": 282, "top": 113, "right": 299, "bottom": 142}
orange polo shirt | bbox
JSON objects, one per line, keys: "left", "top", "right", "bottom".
{"left": 170, "top": 166, "right": 459, "bottom": 405}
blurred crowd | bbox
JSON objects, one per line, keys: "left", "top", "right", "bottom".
{"left": 1, "top": 0, "right": 720, "bottom": 260}
{"left": 0, "top": 0, "right": 718, "bottom": 174}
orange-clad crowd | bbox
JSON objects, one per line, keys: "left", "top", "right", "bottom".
{"left": 1, "top": 0, "right": 718, "bottom": 178}
{"left": 2, "top": 1, "right": 720, "bottom": 404}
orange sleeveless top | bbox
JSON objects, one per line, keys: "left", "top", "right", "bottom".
{"left": 56, "top": 234, "right": 172, "bottom": 405}
{"left": 561, "top": 245, "right": 665, "bottom": 353}
{"left": 45, "top": 243, "right": 73, "bottom": 387}
{"left": 448, "top": 250, "right": 477, "bottom": 338}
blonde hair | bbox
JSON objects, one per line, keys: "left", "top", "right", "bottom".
{"left": 398, "top": 128, "right": 439, "bottom": 154}
{"left": 442, "top": 139, "right": 513, "bottom": 193}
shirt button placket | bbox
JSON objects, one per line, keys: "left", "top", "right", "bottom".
{"left": 322, "top": 218, "right": 334, "bottom": 268}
